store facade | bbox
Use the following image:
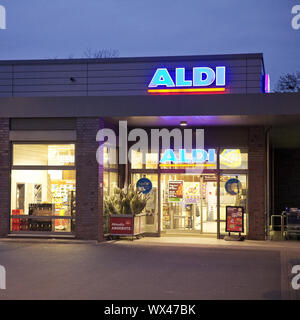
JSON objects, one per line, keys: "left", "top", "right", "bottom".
{"left": 0, "top": 53, "right": 299, "bottom": 241}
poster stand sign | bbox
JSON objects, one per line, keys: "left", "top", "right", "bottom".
{"left": 225, "top": 206, "right": 245, "bottom": 240}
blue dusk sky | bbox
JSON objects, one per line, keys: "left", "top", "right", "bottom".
{"left": 0, "top": 0, "right": 299, "bottom": 90}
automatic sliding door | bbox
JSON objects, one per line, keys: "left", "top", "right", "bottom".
{"left": 160, "top": 173, "right": 217, "bottom": 235}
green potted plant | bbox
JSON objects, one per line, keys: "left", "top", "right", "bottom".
{"left": 104, "top": 185, "right": 149, "bottom": 239}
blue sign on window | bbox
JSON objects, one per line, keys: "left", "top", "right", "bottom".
{"left": 136, "top": 178, "right": 152, "bottom": 194}
{"left": 225, "top": 178, "right": 242, "bottom": 195}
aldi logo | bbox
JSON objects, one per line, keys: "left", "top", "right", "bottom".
{"left": 0, "top": 5, "right": 6, "bottom": 30}
{"left": 148, "top": 66, "right": 226, "bottom": 95}
{"left": 0, "top": 265, "right": 6, "bottom": 289}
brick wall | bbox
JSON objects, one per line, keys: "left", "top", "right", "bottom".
{"left": 247, "top": 127, "right": 266, "bottom": 240}
{"left": 0, "top": 118, "right": 10, "bottom": 237}
{"left": 274, "top": 149, "right": 300, "bottom": 212}
{"left": 76, "top": 117, "right": 104, "bottom": 241}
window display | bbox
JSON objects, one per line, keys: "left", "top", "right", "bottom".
{"left": 11, "top": 170, "right": 76, "bottom": 233}
{"left": 11, "top": 143, "right": 76, "bottom": 234}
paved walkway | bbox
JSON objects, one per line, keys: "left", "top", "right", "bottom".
{"left": 114, "top": 236, "right": 300, "bottom": 250}
{"left": 110, "top": 236, "right": 300, "bottom": 300}
{"left": 0, "top": 237, "right": 299, "bottom": 300}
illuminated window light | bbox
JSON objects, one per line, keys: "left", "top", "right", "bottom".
{"left": 220, "top": 149, "right": 242, "bottom": 168}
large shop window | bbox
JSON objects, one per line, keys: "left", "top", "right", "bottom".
{"left": 220, "top": 148, "right": 248, "bottom": 169}
{"left": 131, "top": 174, "right": 158, "bottom": 233}
{"left": 130, "top": 150, "right": 159, "bottom": 169}
{"left": 10, "top": 144, "right": 76, "bottom": 234}
{"left": 220, "top": 174, "right": 248, "bottom": 236}
{"left": 13, "top": 144, "right": 75, "bottom": 166}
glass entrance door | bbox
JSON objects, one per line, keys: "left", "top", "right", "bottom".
{"left": 160, "top": 174, "right": 217, "bottom": 235}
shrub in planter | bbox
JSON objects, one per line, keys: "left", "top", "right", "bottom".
{"left": 104, "top": 184, "right": 149, "bottom": 216}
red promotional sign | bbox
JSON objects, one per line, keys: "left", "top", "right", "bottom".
{"left": 225, "top": 206, "right": 244, "bottom": 233}
{"left": 110, "top": 216, "right": 133, "bottom": 235}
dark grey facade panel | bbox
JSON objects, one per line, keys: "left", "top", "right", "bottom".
{"left": 205, "top": 127, "right": 249, "bottom": 147}
{"left": 13, "top": 64, "right": 87, "bottom": 72}
{"left": 10, "top": 118, "right": 76, "bottom": 130}
{"left": 0, "top": 85, "right": 12, "bottom": 92}
{"left": 88, "top": 83, "right": 150, "bottom": 91}
{"left": 14, "top": 77, "right": 88, "bottom": 86}
{"left": 87, "top": 76, "right": 152, "bottom": 84}
{"left": 13, "top": 91, "right": 87, "bottom": 97}
{"left": 0, "top": 54, "right": 265, "bottom": 97}
{"left": 87, "top": 90, "right": 148, "bottom": 96}
{"left": 87, "top": 59, "right": 248, "bottom": 71}
{"left": 87, "top": 66, "right": 247, "bottom": 78}
{"left": 246, "top": 59, "right": 263, "bottom": 67}
{"left": 246, "top": 88, "right": 263, "bottom": 93}
{"left": 0, "top": 65, "right": 12, "bottom": 72}
{"left": 0, "top": 79, "right": 12, "bottom": 85}
{"left": 229, "top": 73, "right": 247, "bottom": 81}
{"left": 0, "top": 92, "right": 12, "bottom": 97}
{"left": 0, "top": 53, "right": 263, "bottom": 66}
{"left": 246, "top": 73, "right": 262, "bottom": 81}
{"left": 0, "top": 93, "right": 299, "bottom": 118}
{"left": 14, "top": 84, "right": 87, "bottom": 92}
{"left": 13, "top": 71, "right": 88, "bottom": 79}
{"left": 0, "top": 72, "right": 12, "bottom": 79}
{"left": 246, "top": 80, "right": 263, "bottom": 88}
{"left": 246, "top": 66, "right": 263, "bottom": 74}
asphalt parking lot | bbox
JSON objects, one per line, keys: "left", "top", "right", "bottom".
{"left": 1, "top": 237, "right": 298, "bottom": 300}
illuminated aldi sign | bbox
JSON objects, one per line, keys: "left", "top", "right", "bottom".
{"left": 148, "top": 66, "right": 226, "bottom": 95}
{"left": 159, "top": 148, "right": 244, "bottom": 169}
{"left": 160, "top": 149, "right": 216, "bottom": 168}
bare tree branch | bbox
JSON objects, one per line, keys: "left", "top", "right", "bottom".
{"left": 275, "top": 72, "right": 300, "bottom": 92}
{"left": 82, "top": 48, "right": 120, "bottom": 59}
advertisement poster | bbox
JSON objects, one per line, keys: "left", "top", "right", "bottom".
{"left": 168, "top": 180, "right": 183, "bottom": 202}
{"left": 184, "top": 182, "right": 200, "bottom": 204}
{"left": 226, "top": 206, "right": 244, "bottom": 233}
{"left": 110, "top": 216, "right": 133, "bottom": 235}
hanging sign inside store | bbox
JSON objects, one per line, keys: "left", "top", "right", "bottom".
{"left": 148, "top": 66, "right": 226, "bottom": 94}
{"left": 225, "top": 178, "right": 242, "bottom": 195}
{"left": 168, "top": 180, "right": 183, "bottom": 202}
{"left": 225, "top": 206, "right": 244, "bottom": 233}
{"left": 183, "top": 182, "right": 201, "bottom": 204}
{"left": 136, "top": 178, "right": 152, "bottom": 194}
{"left": 160, "top": 149, "right": 216, "bottom": 167}
{"left": 202, "top": 175, "right": 218, "bottom": 182}
{"left": 220, "top": 149, "right": 242, "bottom": 168}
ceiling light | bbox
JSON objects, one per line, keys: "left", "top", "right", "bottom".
{"left": 180, "top": 121, "right": 187, "bottom": 126}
